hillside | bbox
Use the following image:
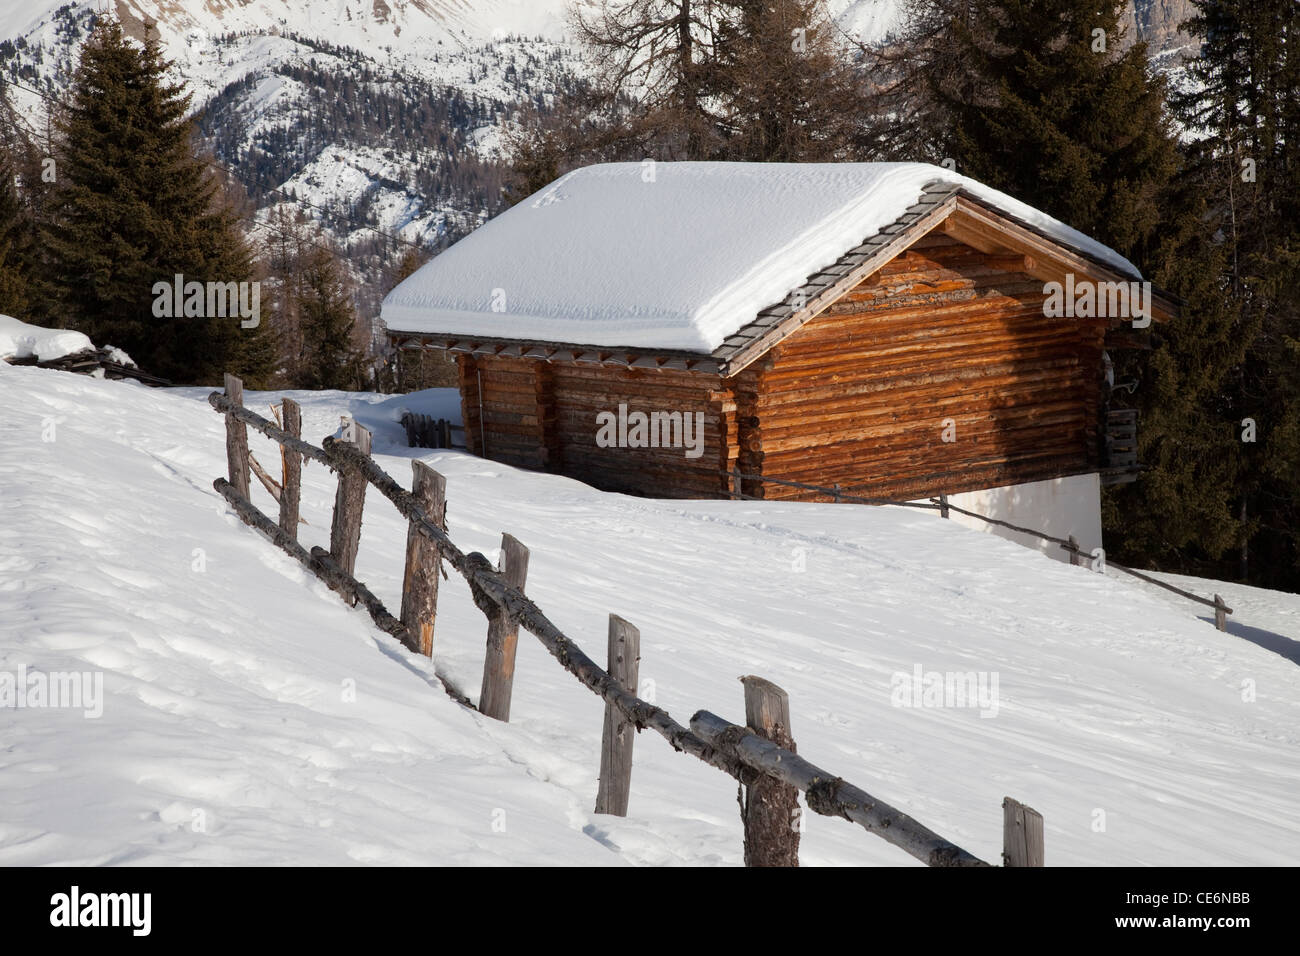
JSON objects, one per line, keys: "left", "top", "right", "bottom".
{"left": 2, "top": 361, "right": 1297, "bottom": 866}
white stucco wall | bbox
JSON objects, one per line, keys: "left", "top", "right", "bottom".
{"left": 939, "top": 473, "right": 1103, "bottom": 564}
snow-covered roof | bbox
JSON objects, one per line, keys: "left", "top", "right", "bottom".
{"left": 381, "top": 162, "right": 1141, "bottom": 356}
{"left": 0, "top": 314, "right": 94, "bottom": 363}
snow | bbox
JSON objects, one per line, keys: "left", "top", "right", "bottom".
{"left": 382, "top": 162, "right": 1142, "bottom": 353}
{"left": 0, "top": 314, "right": 94, "bottom": 363}
{"left": 2, "top": 365, "right": 1299, "bottom": 865}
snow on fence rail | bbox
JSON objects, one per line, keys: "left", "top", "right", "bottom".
{"left": 727, "top": 467, "right": 1233, "bottom": 631}
{"left": 207, "top": 374, "right": 1054, "bottom": 867}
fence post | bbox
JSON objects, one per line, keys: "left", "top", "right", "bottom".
{"left": 939, "top": 493, "right": 950, "bottom": 519}
{"left": 223, "top": 373, "right": 250, "bottom": 499}
{"left": 1213, "top": 594, "right": 1228, "bottom": 631}
{"left": 1067, "top": 535, "right": 1082, "bottom": 567}
{"left": 1002, "top": 797, "right": 1045, "bottom": 866}
{"left": 278, "top": 398, "right": 302, "bottom": 540}
{"left": 731, "top": 463, "right": 741, "bottom": 500}
{"left": 833, "top": 483, "right": 842, "bottom": 503}
{"left": 595, "top": 614, "right": 641, "bottom": 816}
{"left": 479, "top": 533, "right": 530, "bottom": 721}
{"left": 328, "top": 419, "right": 371, "bottom": 582}
{"left": 401, "top": 461, "right": 446, "bottom": 656}
{"left": 740, "top": 675, "right": 801, "bottom": 867}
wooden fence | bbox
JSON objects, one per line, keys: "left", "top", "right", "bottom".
{"left": 728, "top": 466, "right": 1234, "bottom": 632}
{"left": 209, "top": 375, "right": 1050, "bottom": 867}
{"left": 400, "top": 412, "right": 463, "bottom": 450}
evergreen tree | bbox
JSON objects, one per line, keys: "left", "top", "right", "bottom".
{"left": 44, "top": 20, "right": 272, "bottom": 384}
{"left": 1153, "top": 0, "right": 1300, "bottom": 588}
{"left": 296, "top": 244, "right": 364, "bottom": 391}
{"left": 0, "top": 151, "right": 34, "bottom": 318}
{"left": 901, "top": 0, "right": 1178, "bottom": 262}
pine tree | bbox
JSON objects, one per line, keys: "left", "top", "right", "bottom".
{"left": 901, "top": 0, "right": 1178, "bottom": 263}
{"left": 1157, "top": 0, "right": 1300, "bottom": 588}
{"left": 0, "top": 151, "right": 34, "bottom": 318}
{"left": 44, "top": 20, "right": 271, "bottom": 384}
{"left": 296, "top": 244, "right": 364, "bottom": 391}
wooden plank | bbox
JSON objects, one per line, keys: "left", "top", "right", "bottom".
{"left": 328, "top": 420, "right": 371, "bottom": 582}
{"left": 479, "top": 533, "right": 530, "bottom": 721}
{"left": 278, "top": 398, "right": 302, "bottom": 540}
{"left": 1002, "top": 797, "right": 1045, "bottom": 867}
{"left": 401, "top": 461, "right": 446, "bottom": 656}
{"left": 594, "top": 614, "right": 641, "bottom": 816}
{"left": 741, "top": 676, "right": 801, "bottom": 867}
{"left": 223, "top": 373, "right": 250, "bottom": 499}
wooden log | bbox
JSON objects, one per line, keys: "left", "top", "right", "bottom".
{"left": 595, "top": 615, "right": 641, "bottom": 816}
{"left": 479, "top": 533, "right": 530, "bottom": 721}
{"left": 328, "top": 420, "right": 371, "bottom": 582}
{"left": 279, "top": 398, "right": 302, "bottom": 539}
{"left": 740, "top": 676, "right": 801, "bottom": 867}
{"left": 208, "top": 393, "right": 334, "bottom": 470}
{"left": 248, "top": 452, "right": 282, "bottom": 501}
{"left": 223, "top": 374, "right": 250, "bottom": 499}
{"left": 401, "top": 461, "right": 445, "bottom": 656}
{"left": 1002, "top": 797, "right": 1045, "bottom": 867}
{"left": 690, "top": 709, "right": 987, "bottom": 867}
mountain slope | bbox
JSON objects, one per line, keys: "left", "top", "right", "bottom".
{"left": 2, "top": 362, "right": 1297, "bottom": 865}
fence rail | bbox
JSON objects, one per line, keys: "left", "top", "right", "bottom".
{"left": 727, "top": 466, "right": 1233, "bottom": 630}
{"left": 206, "top": 376, "right": 1043, "bottom": 868}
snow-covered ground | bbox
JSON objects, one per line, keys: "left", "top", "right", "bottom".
{"left": 0, "top": 314, "right": 93, "bottom": 363}
{"left": 2, "top": 364, "right": 1298, "bottom": 865}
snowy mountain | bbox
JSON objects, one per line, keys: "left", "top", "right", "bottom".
{"left": 0, "top": 1, "right": 1199, "bottom": 327}
{"left": 2, "top": 361, "right": 1297, "bottom": 865}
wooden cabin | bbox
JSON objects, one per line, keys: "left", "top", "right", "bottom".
{"left": 383, "top": 163, "right": 1174, "bottom": 555}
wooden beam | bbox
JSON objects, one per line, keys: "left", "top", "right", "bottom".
{"left": 401, "top": 461, "right": 446, "bottom": 656}
{"left": 595, "top": 615, "right": 641, "bottom": 816}
{"left": 943, "top": 201, "right": 1178, "bottom": 321}
{"left": 223, "top": 374, "right": 250, "bottom": 499}
{"left": 1002, "top": 797, "right": 1045, "bottom": 867}
{"left": 278, "top": 398, "right": 302, "bottom": 540}
{"left": 328, "top": 420, "right": 371, "bottom": 581}
{"left": 741, "top": 676, "right": 801, "bottom": 867}
{"left": 479, "top": 533, "right": 530, "bottom": 721}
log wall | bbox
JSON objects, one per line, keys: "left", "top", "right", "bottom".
{"left": 458, "top": 354, "right": 736, "bottom": 497}
{"left": 452, "top": 232, "right": 1111, "bottom": 502}
{"left": 738, "top": 233, "right": 1111, "bottom": 501}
